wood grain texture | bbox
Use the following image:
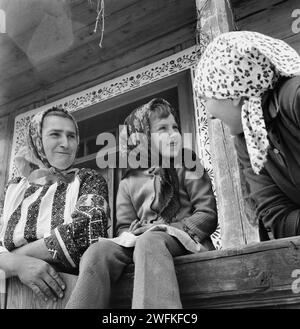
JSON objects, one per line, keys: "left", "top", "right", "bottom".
{"left": 6, "top": 236, "right": 300, "bottom": 309}
{"left": 0, "top": 0, "right": 196, "bottom": 108}
{"left": 230, "top": 0, "right": 285, "bottom": 21}
{"left": 232, "top": 0, "right": 300, "bottom": 53}
{"left": 6, "top": 272, "right": 78, "bottom": 309}
{"left": 112, "top": 236, "right": 300, "bottom": 309}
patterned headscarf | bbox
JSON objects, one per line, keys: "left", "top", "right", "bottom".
{"left": 15, "top": 107, "right": 80, "bottom": 183}
{"left": 194, "top": 31, "right": 300, "bottom": 174}
{"left": 119, "top": 98, "right": 181, "bottom": 223}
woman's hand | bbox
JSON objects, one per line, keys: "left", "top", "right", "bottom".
{"left": 14, "top": 255, "right": 65, "bottom": 302}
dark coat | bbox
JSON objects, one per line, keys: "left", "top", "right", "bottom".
{"left": 235, "top": 76, "right": 300, "bottom": 240}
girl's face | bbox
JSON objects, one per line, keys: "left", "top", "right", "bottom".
{"left": 42, "top": 115, "right": 78, "bottom": 170}
{"left": 150, "top": 113, "right": 182, "bottom": 160}
{"left": 204, "top": 98, "right": 243, "bottom": 135}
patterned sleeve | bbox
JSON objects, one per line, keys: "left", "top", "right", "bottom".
{"left": 0, "top": 177, "right": 22, "bottom": 254}
{"left": 44, "top": 169, "right": 110, "bottom": 268}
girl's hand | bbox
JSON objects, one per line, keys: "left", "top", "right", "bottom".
{"left": 131, "top": 223, "right": 159, "bottom": 236}
{"left": 14, "top": 255, "right": 65, "bottom": 302}
{"left": 128, "top": 219, "right": 142, "bottom": 233}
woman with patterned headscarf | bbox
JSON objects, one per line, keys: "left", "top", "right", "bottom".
{"left": 0, "top": 107, "right": 109, "bottom": 303}
{"left": 194, "top": 30, "right": 300, "bottom": 240}
{"left": 66, "top": 98, "right": 217, "bottom": 309}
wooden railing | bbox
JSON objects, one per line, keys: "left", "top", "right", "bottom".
{"left": 2, "top": 236, "right": 300, "bottom": 309}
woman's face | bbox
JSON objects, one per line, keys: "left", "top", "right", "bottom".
{"left": 204, "top": 98, "right": 243, "bottom": 135}
{"left": 150, "top": 113, "right": 182, "bottom": 160}
{"left": 42, "top": 115, "right": 78, "bottom": 170}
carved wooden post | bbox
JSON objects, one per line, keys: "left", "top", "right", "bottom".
{"left": 0, "top": 114, "right": 12, "bottom": 217}
{"left": 195, "top": 0, "right": 259, "bottom": 248}
{"left": 0, "top": 114, "right": 12, "bottom": 309}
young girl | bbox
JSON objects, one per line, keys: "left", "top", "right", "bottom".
{"left": 66, "top": 98, "right": 217, "bottom": 309}
{"left": 193, "top": 31, "right": 300, "bottom": 240}
{"left": 0, "top": 107, "right": 109, "bottom": 302}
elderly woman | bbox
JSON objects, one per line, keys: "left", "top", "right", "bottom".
{"left": 0, "top": 107, "right": 109, "bottom": 302}
{"left": 194, "top": 31, "right": 300, "bottom": 240}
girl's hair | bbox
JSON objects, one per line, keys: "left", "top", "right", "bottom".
{"left": 149, "top": 98, "right": 180, "bottom": 126}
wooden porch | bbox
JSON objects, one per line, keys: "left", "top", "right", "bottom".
{"left": 0, "top": 0, "right": 300, "bottom": 309}
{"left": 2, "top": 235, "right": 300, "bottom": 309}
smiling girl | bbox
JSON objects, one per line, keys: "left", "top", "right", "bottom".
{"left": 66, "top": 98, "right": 217, "bottom": 309}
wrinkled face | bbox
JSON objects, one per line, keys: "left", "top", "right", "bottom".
{"left": 150, "top": 114, "right": 182, "bottom": 160}
{"left": 42, "top": 115, "right": 78, "bottom": 170}
{"left": 204, "top": 98, "right": 243, "bottom": 135}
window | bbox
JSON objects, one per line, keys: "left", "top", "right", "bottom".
{"left": 72, "top": 70, "right": 196, "bottom": 236}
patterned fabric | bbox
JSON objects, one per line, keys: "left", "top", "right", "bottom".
{"left": 15, "top": 107, "right": 80, "bottom": 183}
{"left": 119, "top": 98, "right": 181, "bottom": 223}
{"left": 0, "top": 106, "right": 109, "bottom": 267}
{"left": 0, "top": 168, "right": 109, "bottom": 268}
{"left": 194, "top": 31, "right": 300, "bottom": 174}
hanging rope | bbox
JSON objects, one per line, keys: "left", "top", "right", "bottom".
{"left": 93, "top": 0, "right": 105, "bottom": 48}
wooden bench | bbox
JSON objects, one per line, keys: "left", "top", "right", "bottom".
{"left": 2, "top": 236, "right": 300, "bottom": 309}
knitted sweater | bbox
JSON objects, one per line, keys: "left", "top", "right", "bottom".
{"left": 116, "top": 161, "right": 217, "bottom": 246}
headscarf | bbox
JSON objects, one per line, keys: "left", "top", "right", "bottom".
{"left": 119, "top": 98, "right": 181, "bottom": 223}
{"left": 15, "top": 107, "right": 80, "bottom": 184}
{"left": 193, "top": 31, "right": 300, "bottom": 174}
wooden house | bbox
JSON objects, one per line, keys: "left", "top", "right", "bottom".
{"left": 1, "top": 0, "right": 300, "bottom": 308}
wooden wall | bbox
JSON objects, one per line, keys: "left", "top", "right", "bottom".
{"left": 0, "top": 0, "right": 197, "bottom": 199}
{"left": 231, "top": 0, "right": 300, "bottom": 53}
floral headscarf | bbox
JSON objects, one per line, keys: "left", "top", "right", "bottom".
{"left": 119, "top": 98, "right": 181, "bottom": 223}
{"left": 194, "top": 31, "right": 300, "bottom": 174}
{"left": 15, "top": 107, "right": 80, "bottom": 183}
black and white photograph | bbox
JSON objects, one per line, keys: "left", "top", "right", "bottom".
{"left": 0, "top": 0, "right": 299, "bottom": 317}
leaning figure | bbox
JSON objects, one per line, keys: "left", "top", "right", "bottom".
{"left": 194, "top": 31, "right": 300, "bottom": 240}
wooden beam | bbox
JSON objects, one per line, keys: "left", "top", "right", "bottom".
{"left": 6, "top": 272, "right": 77, "bottom": 309}
{"left": 230, "top": 0, "right": 286, "bottom": 21}
{"left": 196, "top": 0, "right": 259, "bottom": 247}
{"left": 0, "top": 0, "right": 196, "bottom": 84}
{"left": 0, "top": 24, "right": 196, "bottom": 115}
{"left": 5, "top": 236, "right": 300, "bottom": 308}
{"left": 112, "top": 236, "right": 300, "bottom": 308}
{"left": 235, "top": 0, "right": 299, "bottom": 40}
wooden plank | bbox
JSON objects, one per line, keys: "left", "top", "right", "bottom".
{"left": 235, "top": 0, "right": 299, "bottom": 40}
{"left": 230, "top": 0, "right": 286, "bottom": 21}
{"left": 5, "top": 236, "right": 300, "bottom": 309}
{"left": 2, "top": 0, "right": 196, "bottom": 84}
{"left": 198, "top": 0, "right": 260, "bottom": 247}
{"left": 0, "top": 270, "right": 6, "bottom": 309}
{"left": 284, "top": 32, "right": 300, "bottom": 54}
{"left": 0, "top": 0, "right": 196, "bottom": 83}
{"left": 0, "top": 115, "right": 9, "bottom": 193}
{"left": 208, "top": 120, "right": 246, "bottom": 247}
{"left": 0, "top": 23, "right": 195, "bottom": 112}
{"left": 112, "top": 236, "right": 300, "bottom": 309}
{"left": 6, "top": 272, "right": 77, "bottom": 309}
